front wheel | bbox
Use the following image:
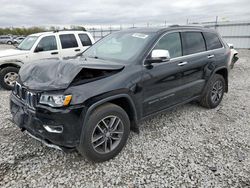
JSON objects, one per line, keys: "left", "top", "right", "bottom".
{"left": 0, "top": 67, "right": 19, "bottom": 90}
{"left": 200, "top": 74, "right": 225, "bottom": 109}
{"left": 78, "top": 103, "right": 130, "bottom": 162}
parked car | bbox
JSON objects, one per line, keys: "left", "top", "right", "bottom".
{"left": 0, "top": 30, "right": 94, "bottom": 89}
{"left": 13, "top": 37, "right": 26, "bottom": 44}
{"left": 228, "top": 43, "right": 239, "bottom": 69}
{"left": 0, "top": 36, "right": 13, "bottom": 44}
{"left": 10, "top": 26, "right": 230, "bottom": 162}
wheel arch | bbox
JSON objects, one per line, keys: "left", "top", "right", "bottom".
{"left": 78, "top": 93, "right": 139, "bottom": 153}
{"left": 0, "top": 63, "right": 21, "bottom": 70}
{"left": 85, "top": 94, "right": 138, "bottom": 132}
{"left": 214, "top": 67, "right": 228, "bottom": 92}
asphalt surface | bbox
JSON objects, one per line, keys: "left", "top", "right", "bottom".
{"left": 0, "top": 45, "right": 250, "bottom": 187}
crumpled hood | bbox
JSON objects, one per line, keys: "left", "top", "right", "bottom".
{"left": 0, "top": 49, "right": 29, "bottom": 58}
{"left": 19, "top": 57, "right": 125, "bottom": 90}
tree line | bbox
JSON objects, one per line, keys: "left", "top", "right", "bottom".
{"left": 0, "top": 26, "right": 86, "bottom": 36}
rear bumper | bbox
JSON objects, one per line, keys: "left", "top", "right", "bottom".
{"left": 10, "top": 93, "right": 86, "bottom": 149}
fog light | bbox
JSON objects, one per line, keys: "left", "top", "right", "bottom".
{"left": 43, "top": 125, "right": 63, "bottom": 133}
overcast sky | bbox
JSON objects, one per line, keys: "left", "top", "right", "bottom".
{"left": 0, "top": 0, "right": 250, "bottom": 28}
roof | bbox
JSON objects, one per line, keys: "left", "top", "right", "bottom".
{"left": 119, "top": 25, "right": 216, "bottom": 34}
{"left": 29, "top": 30, "right": 89, "bottom": 37}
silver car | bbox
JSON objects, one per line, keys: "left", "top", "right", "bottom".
{"left": 0, "top": 36, "right": 13, "bottom": 44}
{"left": 13, "top": 37, "right": 25, "bottom": 44}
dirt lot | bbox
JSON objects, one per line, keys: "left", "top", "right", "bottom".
{"left": 0, "top": 45, "right": 250, "bottom": 187}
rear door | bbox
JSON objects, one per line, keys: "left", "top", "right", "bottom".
{"left": 59, "top": 34, "right": 81, "bottom": 58}
{"left": 176, "top": 31, "right": 215, "bottom": 100}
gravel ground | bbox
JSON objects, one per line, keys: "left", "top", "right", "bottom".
{"left": 0, "top": 45, "right": 250, "bottom": 187}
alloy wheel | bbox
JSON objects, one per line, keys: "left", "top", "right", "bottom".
{"left": 4, "top": 72, "right": 18, "bottom": 86}
{"left": 211, "top": 80, "right": 223, "bottom": 103}
{"left": 91, "top": 115, "right": 124, "bottom": 154}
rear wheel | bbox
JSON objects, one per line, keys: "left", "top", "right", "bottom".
{"left": 200, "top": 74, "right": 225, "bottom": 109}
{"left": 78, "top": 103, "right": 130, "bottom": 162}
{"left": 7, "top": 41, "right": 12, "bottom": 45}
{"left": 0, "top": 67, "right": 19, "bottom": 90}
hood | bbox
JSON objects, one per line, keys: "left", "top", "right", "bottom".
{"left": 0, "top": 49, "right": 29, "bottom": 58}
{"left": 19, "top": 57, "right": 125, "bottom": 91}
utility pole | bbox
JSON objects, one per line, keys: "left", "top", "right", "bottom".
{"left": 186, "top": 18, "right": 189, "bottom": 25}
{"left": 215, "top": 16, "right": 218, "bottom": 30}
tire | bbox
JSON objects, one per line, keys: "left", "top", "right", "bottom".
{"left": 0, "top": 67, "right": 19, "bottom": 90}
{"left": 7, "top": 41, "right": 12, "bottom": 45}
{"left": 200, "top": 74, "right": 225, "bottom": 109}
{"left": 78, "top": 103, "right": 130, "bottom": 162}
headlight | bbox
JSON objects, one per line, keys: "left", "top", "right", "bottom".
{"left": 39, "top": 94, "right": 72, "bottom": 107}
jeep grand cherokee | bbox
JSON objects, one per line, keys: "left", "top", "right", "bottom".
{"left": 10, "top": 26, "right": 231, "bottom": 162}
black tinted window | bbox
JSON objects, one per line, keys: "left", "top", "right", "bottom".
{"left": 37, "top": 36, "right": 57, "bottom": 51}
{"left": 182, "top": 32, "right": 206, "bottom": 55}
{"left": 154, "top": 32, "right": 182, "bottom": 58}
{"left": 59, "top": 34, "right": 78, "bottom": 49}
{"left": 203, "top": 32, "right": 223, "bottom": 50}
{"left": 78, "top": 34, "right": 92, "bottom": 46}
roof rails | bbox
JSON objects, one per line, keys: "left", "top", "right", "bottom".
{"left": 168, "top": 24, "right": 204, "bottom": 28}
{"left": 53, "top": 29, "right": 86, "bottom": 33}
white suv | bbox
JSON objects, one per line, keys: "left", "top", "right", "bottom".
{"left": 0, "top": 30, "right": 94, "bottom": 90}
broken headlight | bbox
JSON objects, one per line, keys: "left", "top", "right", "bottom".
{"left": 39, "top": 94, "right": 72, "bottom": 107}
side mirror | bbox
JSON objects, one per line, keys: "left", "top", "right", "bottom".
{"left": 145, "top": 49, "right": 170, "bottom": 65}
{"left": 35, "top": 45, "right": 44, "bottom": 53}
{"left": 228, "top": 43, "right": 234, "bottom": 49}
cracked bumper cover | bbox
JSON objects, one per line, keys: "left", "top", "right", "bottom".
{"left": 10, "top": 93, "right": 86, "bottom": 149}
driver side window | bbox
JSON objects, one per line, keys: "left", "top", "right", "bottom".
{"left": 36, "top": 36, "right": 57, "bottom": 52}
{"left": 154, "top": 32, "right": 182, "bottom": 58}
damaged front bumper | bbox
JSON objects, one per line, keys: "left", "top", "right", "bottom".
{"left": 10, "top": 93, "right": 86, "bottom": 150}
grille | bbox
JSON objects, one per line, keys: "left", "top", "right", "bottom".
{"left": 13, "top": 82, "right": 37, "bottom": 109}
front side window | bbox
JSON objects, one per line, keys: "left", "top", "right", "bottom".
{"left": 78, "top": 34, "right": 92, "bottom": 46}
{"left": 203, "top": 32, "right": 223, "bottom": 50}
{"left": 36, "top": 36, "right": 57, "bottom": 51}
{"left": 17, "top": 36, "right": 38, "bottom": 50}
{"left": 154, "top": 32, "right": 182, "bottom": 58}
{"left": 182, "top": 32, "right": 206, "bottom": 55}
{"left": 59, "top": 34, "right": 78, "bottom": 49}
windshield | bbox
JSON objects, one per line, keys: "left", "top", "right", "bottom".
{"left": 17, "top": 36, "right": 38, "bottom": 50}
{"left": 83, "top": 32, "right": 153, "bottom": 63}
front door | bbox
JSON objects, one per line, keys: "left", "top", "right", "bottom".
{"left": 30, "top": 35, "right": 60, "bottom": 61}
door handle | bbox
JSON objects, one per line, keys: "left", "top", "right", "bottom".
{"left": 51, "top": 52, "right": 58, "bottom": 55}
{"left": 207, "top": 54, "right": 215, "bottom": 59}
{"left": 178, "top": 62, "right": 188, "bottom": 66}
{"left": 75, "top": 49, "right": 80, "bottom": 52}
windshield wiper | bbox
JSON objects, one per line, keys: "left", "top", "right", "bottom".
{"left": 88, "top": 56, "right": 106, "bottom": 60}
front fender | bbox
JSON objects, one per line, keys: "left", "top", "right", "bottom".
{"left": 0, "top": 59, "right": 24, "bottom": 69}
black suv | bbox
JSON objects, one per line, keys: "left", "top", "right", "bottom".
{"left": 10, "top": 26, "right": 230, "bottom": 162}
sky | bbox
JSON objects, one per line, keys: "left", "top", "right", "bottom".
{"left": 0, "top": 0, "right": 250, "bottom": 28}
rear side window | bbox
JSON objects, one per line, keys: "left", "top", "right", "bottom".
{"left": 181, "top": 32, "right": 206, "bottom": 55}
{"left": 203, "top": 32, "right": 223, "bottom": 50}
{"left": 37, "top": 36, "right": 57, "bottom": 51}
{"left": 154, "top": 32, "right": 182, "bottom": 58}
{"left": 78, "top": 34, "right": 92, "bottom": 46}
{"left": 59, "top": 34, "right": 78, "bottom": 49}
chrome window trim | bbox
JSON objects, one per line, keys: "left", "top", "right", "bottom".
{"left": 143, "top": 30, "right": 225, "bottom": 67}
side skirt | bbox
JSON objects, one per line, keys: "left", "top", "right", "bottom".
{"left": 140, "top": 95, "right": 201, "bottom": 121}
